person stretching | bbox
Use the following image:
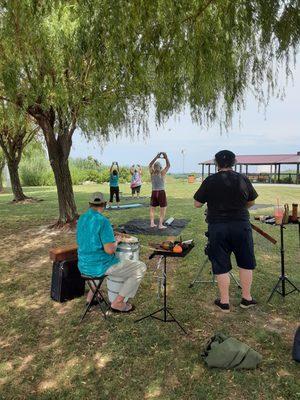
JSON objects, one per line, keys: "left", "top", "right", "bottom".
{"left": 130, "top": 164, "right": 142, "bottom": 198}
{"left": 149, "top": 152, "right": 170, "bottom": 229}
{"left": 108, "top": 162, "right": 120, "bottom": 208}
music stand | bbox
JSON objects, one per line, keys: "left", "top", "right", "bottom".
{"left": 135, "top": 244, "right": 194, "bottom": 334}
{"left": 267, "top": 222, "right": 300, "bottom": 302}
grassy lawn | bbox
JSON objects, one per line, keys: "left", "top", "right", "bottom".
{"left": 0, "top": 180, "right": 299, "bottom": 400}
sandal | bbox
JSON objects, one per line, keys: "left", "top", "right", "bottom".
{"left": 110, "top": 304, "right": 135, "bottom": 313}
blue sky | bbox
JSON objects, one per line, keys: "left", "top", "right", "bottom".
{"left": 71, "top": 60, "right": 300, "bottom": 173}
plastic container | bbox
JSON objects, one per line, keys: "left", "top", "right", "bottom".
{"left": 274, "top": 206, "right": 284, "bottom": 225}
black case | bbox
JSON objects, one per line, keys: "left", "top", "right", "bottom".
{"left": 51, "top": 259, "right": 85, "bottom": 302}
{"left": 292, "top": 326, "right": 300, "bottom": 362}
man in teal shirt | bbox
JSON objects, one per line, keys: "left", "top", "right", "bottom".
{"left": 77, "top": 193, "right": 146, "bottom": 312}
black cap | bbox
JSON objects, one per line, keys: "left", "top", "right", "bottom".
{"left": 214, "top": 150, "right": 236, "bottom": 168}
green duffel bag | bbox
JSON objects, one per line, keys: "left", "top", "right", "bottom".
{"left": 202, "top": 332, "right": 262, "bottom": 370}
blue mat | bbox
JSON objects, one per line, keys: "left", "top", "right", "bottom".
{"left": 106, "top": 203, "right": 146, "bottom": 210}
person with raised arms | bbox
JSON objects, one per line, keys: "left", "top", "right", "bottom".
{"left": 130, "top": 164, "right": 142, "bottom": 198}
{"left": 108, "top": 161, "right": 120, "bottom": 208}
{"left": 148, "top": 152, "right": 170, "bottom": 229}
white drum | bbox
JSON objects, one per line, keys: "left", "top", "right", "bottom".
{"left": 116, "top": 236, "right": 140, "bottom": 262}
{"left": 107, "top": 236, "right": 139, "bottom": 302}
{"left": 107, "top": 276, "right": 128, "bottom": 303}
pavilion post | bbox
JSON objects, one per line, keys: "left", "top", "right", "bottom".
{"left": 201, "top": 164, "right": 204, "bottom": 182}
{"left": 208, "top": 164, "right": 211, "bottom": 176}
{"left": 296, "top": 163, "right": 300, "bottom": 184}
{"left": 270, "top": 165, "right": 273, "bottom": 183}
{"left": 278, "top": 164, "right": 281, "bottom": 183}
{"left": 239, "top": 164, "right": 242, "bottom": 173}
{"left": 274, "top": 164, "right": 277, "bottom": 183}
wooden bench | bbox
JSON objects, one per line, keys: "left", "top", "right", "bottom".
{"left": 49, "top": 244, "right": 78, "bottom": 262}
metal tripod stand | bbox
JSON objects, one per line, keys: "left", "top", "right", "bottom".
{"left": 267, "top": 223, "right": 299, "bottom": 302}
{"left": 135, "top": 253, "right": 187, "bottom": 334}
{"left": 189, "top": 256, "right": 241, "bottom": 289}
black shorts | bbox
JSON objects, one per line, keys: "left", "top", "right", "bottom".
{"left": 207, "top": 221, "right": 256, "bottom": 275}
{"left": 131, "top": 185, "right": 141, "bottom": 195}
{"left": 110, "top": 186, "right": 120, "bottom": 203}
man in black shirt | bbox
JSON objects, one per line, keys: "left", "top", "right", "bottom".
{"left": 194, "top": 150, "right": 258, "bottom": 313}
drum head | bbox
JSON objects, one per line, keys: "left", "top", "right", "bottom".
{"left": 120, "top": 235, "right": 139, "bottom": 244}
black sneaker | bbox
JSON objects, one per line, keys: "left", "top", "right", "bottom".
{"left": 240, "top": 298, "right": 257, "bottom": 309}
{"left": 214, "top": 299, "right": 230, "bottom": 313}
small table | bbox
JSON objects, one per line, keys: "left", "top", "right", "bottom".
{"left": 135, "top": 244, "right": 194, "bottom": 334}
{"left": 267, "top": 221, "right": 300, "bottom": 302}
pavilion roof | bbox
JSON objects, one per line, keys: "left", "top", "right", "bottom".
{"left": 200, "top": 153, "right": 300, "bottom": 165}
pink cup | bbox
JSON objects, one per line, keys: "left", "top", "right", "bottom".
{"left": 274, "top": 206, "right": 284, "bottom": 225}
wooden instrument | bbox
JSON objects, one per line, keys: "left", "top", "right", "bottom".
{"left": 50, "top": 233, "right": 134, "bottom": 263}
{"left": 250, "top": 223, "right": 277, "bottom": 245}
{"left": 283, "top": 204, "right": 289, "bottom": 224}
{"left": 50, "top": 244, "right": 78, "bottom": 262}
{"left": 291, "top": 203, "right": 299, "bottom": 222}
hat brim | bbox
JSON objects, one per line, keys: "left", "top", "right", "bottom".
{"left": 89, "top": 201, "right": 107, "bottom": 207}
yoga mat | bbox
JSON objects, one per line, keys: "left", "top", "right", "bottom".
{"left": 106, "top": 203, "right": 145, "bottom": 210}
{"left": 118, "top": 219, "right": 189, "bottom": 236}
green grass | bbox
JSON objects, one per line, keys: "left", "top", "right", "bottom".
{"left": 0, "top": 181, "right": 300, "bottom": 400}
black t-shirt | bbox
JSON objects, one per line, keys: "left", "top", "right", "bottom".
{"left": 193, "top": 171, "right": 258, "bottom": 223}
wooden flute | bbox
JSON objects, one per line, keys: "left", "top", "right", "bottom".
{"left": 250, "top": 223, "right": 277, "bottom": 245}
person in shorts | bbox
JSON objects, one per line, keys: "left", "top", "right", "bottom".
{"left": 130, "top": 164, "right": 142, "bottom": 198}
{"left": 149, "top": 152, "right": 170, "bottom": 229}
{"left": 194, "top": 150, "right": 258, "bottom": 313}
{"left": 108, "top": 162, "right": 120, "bottom": 208}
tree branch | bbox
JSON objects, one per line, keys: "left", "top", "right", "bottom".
{"left": 182, "top": 0, "right": 216, "bottom": 23}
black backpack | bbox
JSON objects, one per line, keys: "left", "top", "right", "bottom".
{"left": 292, "top": 326, "right": 300, "bottom": 362}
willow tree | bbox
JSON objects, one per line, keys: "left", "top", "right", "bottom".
{"left": 0, "top": 1, "right": 299, "bottom": 224}
{"left": 0, "top": 104, "right": 37, "bottom": 201}
{"left": 0, "top": 149, "right": 5, "bottom": 192}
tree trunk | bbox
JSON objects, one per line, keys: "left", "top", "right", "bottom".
{"left": 28, "top": 106, "right": 78, "bottom": 225}
{"left": 50, "top": 156, "right": 78, "bottom": 225}
{"left": 7, "top": 159, "right": 27, "bottom": 201}
{"left": 46, "top": 130, "right": 78, "bottom": 225}
{"left": 0, "top": 161, "right": 5, "bottom": 192}
{"left": 0, "top": 173, "right": 3, "bottom": 192}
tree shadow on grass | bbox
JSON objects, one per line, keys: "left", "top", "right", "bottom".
{"left": 0, "top": 197, "right": 299, "bottom": 399}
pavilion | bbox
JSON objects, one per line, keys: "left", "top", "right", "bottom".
{"left": 199, "top": 152, "right": 300, "bottom": 184}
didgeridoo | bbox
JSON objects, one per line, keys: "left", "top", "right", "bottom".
{"left": 251, "top": 223, "right": 277, "bottom": 245}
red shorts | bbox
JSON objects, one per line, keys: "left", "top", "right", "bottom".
{"left": 150, "top": 190, "right": 167, "bottom": 207}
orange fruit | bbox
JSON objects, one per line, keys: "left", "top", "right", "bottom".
{"left": 173, "top": 244, "right": 183, "bottom": 253}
